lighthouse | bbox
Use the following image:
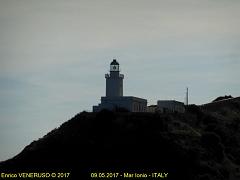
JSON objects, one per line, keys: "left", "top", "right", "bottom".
{"left": 93, "top": 59, "right": 147, "bottom": 112}
{"left": 105, "top": 59, "right": 124, "bottom": 97}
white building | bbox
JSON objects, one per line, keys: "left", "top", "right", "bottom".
{"left": 157, "top": 100, "right": 185, "bottom": 113}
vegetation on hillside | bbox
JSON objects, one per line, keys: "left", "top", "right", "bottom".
{"left": 212, "top": 95, "right": 233, "bottom": 102}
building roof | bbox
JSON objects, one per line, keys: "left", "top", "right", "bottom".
{"left": 102, "top": 96, "right": 147, "bottom": 102}
{"left": 157, "top": 100, "right": 184, "bottom": 105}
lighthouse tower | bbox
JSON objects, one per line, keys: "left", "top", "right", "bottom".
{"left": 93, "top": 59, "right": 147, "bottom": 112}
{"left": 105, "top": 59, "right": 124, "bottom": 97}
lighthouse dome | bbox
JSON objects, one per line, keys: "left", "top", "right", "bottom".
{"left": 110, "top": 59, "right": 119, "bottom": 65}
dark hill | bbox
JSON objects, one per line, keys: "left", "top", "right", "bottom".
{"left": 212, "top": 95, "right": 233, "bottom": 102}
{"left": 1, "top": 98, "right": 240, "bottom": 180}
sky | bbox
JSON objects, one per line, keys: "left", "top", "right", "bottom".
{"left": 0, "top": 0, "right": 240, "bottom": 161}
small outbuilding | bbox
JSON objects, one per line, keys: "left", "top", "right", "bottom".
{"left": 157, "top": 100, "right": 185, "bottom": 113}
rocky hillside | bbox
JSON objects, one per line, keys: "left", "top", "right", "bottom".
{"left": 1, "top": 97, "right": 240, "bottom": 180}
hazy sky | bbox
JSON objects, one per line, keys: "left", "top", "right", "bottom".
{"left": 0, "top": 0, "right": 240, "bottom": 161}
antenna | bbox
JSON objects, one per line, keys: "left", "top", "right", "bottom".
{"left": 185, "top": 87, "right": 189, "bottom": 105}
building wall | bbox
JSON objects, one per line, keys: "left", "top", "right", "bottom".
{"left": 93, "top": 96, "right": 147, "bottom": 112}
{"left": 157, "top": 100, "right": 185, "bottom": 113}
{"left": 132, "top": 100, "right": 147, "bottom": 112}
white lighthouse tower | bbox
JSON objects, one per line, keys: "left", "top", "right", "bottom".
{"left": 93, "top": 59, "right": 147, "bottom": 112}
{"left": 105, "top": 59, "right": 124, "bottom": 97}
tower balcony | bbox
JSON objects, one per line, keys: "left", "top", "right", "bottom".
{"left": 105, "top": 73, "right": 124, "bottom": 78}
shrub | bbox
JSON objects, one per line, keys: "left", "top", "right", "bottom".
{"left": 186, "top": 104, "right": 201, "bottom": 114}
{"left": 201, "top": 132, "right": 221, "bottom": 146}
{"left": 201, "top": 132, "right": 225, "bottom": 162}
{"left": 212, "top": 95, "right": 233, "bottom": 102}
